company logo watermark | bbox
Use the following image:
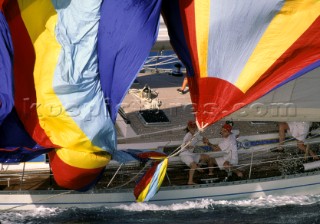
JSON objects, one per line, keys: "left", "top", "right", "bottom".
{"left": 21, "top": 97, "right": 298, "bottom": 120}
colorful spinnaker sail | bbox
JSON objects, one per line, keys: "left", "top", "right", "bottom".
{"left": 0, "top": 0, "right": 320, "bottom": 195}
{"left": 0, "top": 0, "right": 161, "bottom": 190}
{"left": 162, "top": 0, "right": 320, "bottom": 128}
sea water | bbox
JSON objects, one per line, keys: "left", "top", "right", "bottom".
{"left": 1, "top": 195, "right": 320, "bottom": 224}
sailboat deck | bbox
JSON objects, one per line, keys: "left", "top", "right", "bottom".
{"left": 1, "top": 146, "right": 317, "bottom": 192}
{"left": 117, "top": 70, "right": 279, "bottom": 145}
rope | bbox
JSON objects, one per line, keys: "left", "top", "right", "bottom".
{"left": 109, "top": 160, "right": 152, "bottom": 189}
{"left": 167, "top": 130, "right": 203, "bottom": 158}
{"left": 19, "top": 162, "right": 26, "bottom": 191}
{"left": 248, "top": 151, "right": 254, "bottom": 179}
{"left": 143, "top": 54, "right": 180, "bottom": 69}
{"left": 107, "top": 163, "right": 123, "bottom": 188}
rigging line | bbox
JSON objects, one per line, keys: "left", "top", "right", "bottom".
{"left": 144, "top": 54, "right": 178, "bottom": 62}
{"left": 248, "top": 151, "right": 254, "bottom": 179}
{"left": 109, "top": 160, "right": 153, "bottom": 189}
{"left": 144, "top": 58, "right": 178, "bottom": 67}
{"left": 271, "top": 132, "right": 320, "bottom": 150}
{"left": 19, "top": 162, "right": 26, "bottom": 191}
{"left": 146, "top": 54, "right": 178, "bottom": 59}
{"left": 235, "top": 154, "right": 314, "bottom": 169}
{"left": 144, "top": 58, "right": 180, "bottom": 68}
{"left": 183, "top": 166, "right": 221, "bottom": 172}
{"left": 178, "top": 152, "right": 309, "bottom": 172}
{"left": 107, "top": 163, "right": 123, "bottom": 188}
{"left": 240, "top": 133, "right": 320, "bottom": 161}
{"left": 166, "top": 124, "right": 210, "bottom": 159}
{"left": 143, "top": 58, "right": 180, "bottom": 69}
{"left": 229, "top": 136, "right": 320, "bottom": 169}
{"left": 118, "top": 127, "right": 185, "bottom": 140}
{"left": 187, "top": 151, "right": 296, "bottom": 169}
{"left": 167, "top": 145, "right": 182, "bottom": 158}
{"left": 236, "top": 158, "right": 286, "bottom": 169}
{"left": 144, "top": 56, "right": 178, "bottom": 64}
{"left": 239, "top": 149, "right": 278, "bottom": 162}
{"left": 167, "top": 130, "right": 204, "bottom": 158}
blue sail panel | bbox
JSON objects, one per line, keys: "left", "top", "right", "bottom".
{"left": 0, "top": 11, "right": 14, "bottom": 125}
{"left": 98, "top": 0, "right": 162, "bottom": 122}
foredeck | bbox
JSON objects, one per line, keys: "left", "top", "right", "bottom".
{"left": 117, "top": 70, "right": 279, "bottom": 146}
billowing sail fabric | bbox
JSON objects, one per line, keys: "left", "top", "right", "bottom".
{"left": 162, "top": 0, "right": 320, "bottom": 128}
{"left": 0, "top": 0, "right": 160, "bottom": 191}
{"left": 134, "top": 158, "right": 168, "bottom": 202}
{"left": 125, "top": 149, "right": 167, "bottom": 202}
{"left": 126, "top": 149, "right": 167, "bottom": 162}
{"left": 0, "top": 4, "right": 51, "bottom": 162}
{"left": 98, "top": 0, "right": 162, "bottom": 122}
{"left": 0, "top": 9, "right": 13, "bottom": 125}
{"left": 0, "top": 108, "right": 50, "bottom": 163}
{"left": 1, "top": 0, "right": 113, "bottom": 190}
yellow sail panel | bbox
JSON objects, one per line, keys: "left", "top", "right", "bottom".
{"left": 56, "top": 148, "right": 110, "bottom": 169}
{"left": 195, "top": 0, "right": 210, "bottom": 78}
{"left": 235, "top": 0, "right": 320, "bottom": 92}
{"left": 18, "top": 0, "right": 56, "bottom": 43}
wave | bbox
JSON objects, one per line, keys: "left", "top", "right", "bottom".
{"left": 114, "top": 194, "right": 320, "bottom": 211}
{"left": 2, "top": 195, "right": 320, "bottom": 223}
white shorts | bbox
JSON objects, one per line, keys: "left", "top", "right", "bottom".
{"left": 215, "top": 157, "right": 238, "bottom": 170}
{"left": 288, "top": 122, "right": 310, "bottom": 142}
{"left": 180, "top": 154, "right": 201, "bottom": 167}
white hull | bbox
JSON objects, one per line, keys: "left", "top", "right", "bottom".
{"left": 2, "top": 171, "right": 320, "bottom": 211}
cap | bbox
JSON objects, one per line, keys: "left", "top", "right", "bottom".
{"left": 222, "top": 123, "right": 232, "bottom": 133}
